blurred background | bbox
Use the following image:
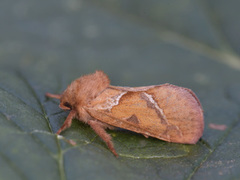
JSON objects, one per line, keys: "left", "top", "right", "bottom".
{"left": 1, "top": 0, "right": 240, "bottom": 179}
{"left": 1, "top": 0, "right": 240, "bottom": 89}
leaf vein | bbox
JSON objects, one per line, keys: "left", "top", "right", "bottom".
{"left": 16, "top": 72, "right": 53, "bottom": 133}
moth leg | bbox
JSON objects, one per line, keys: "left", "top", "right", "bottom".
{"left": 57, "top": 110, "right": 76, "bottom": 134}
{"left": 143, "top": 134, "right": 149, "bottom": 138}
{"left": 88, "top": 120, "right": 118, "bottom": 157}
{"left": 45, "top": 92, "right": 61, "bottom": 99}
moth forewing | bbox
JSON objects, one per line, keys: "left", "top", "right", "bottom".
{"left": 86, "top": 84, "right": 204, "bottom": 144}
{"left": 146, "top": 84, "right": 204, "bottom": 143}
{"left": 86, "top": 89, "right": 169, "bottom": 141}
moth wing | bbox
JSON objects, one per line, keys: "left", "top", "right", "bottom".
{"left": 86, "top": 84, "right": 204, "bottom": 144}
{"left": 86, "top": 87, "right": 171, "bottom": 142}
{"left": 146, "top": 84, "right": 204, "bottom": 143}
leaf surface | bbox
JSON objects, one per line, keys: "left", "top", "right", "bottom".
{"left": 0, "top": 0, "right": 240, "bottom": 179}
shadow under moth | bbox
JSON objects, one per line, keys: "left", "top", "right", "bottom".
{"left": 46, "top": 71, "right": 204, "bottom": 157}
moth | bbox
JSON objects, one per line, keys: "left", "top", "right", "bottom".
{"left": 46, "top": 71, "right": 204, "bottom": 157}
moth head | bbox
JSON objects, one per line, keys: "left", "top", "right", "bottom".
{"left": 59, "top": 89, "right": 75, "bottom": 111}
{"left": 59, "top": 100, "right": 72, "bottom": 110}
{"left": 58, "top": 70, "right": 110, "bottom": 110}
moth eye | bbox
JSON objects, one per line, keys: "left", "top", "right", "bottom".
{"left": 63, "top": 102, "right": 71, "bottom": 109}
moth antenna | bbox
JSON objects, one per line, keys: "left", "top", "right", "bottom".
{"left": 45, "top": 92, "right": 61, "bottom": 99}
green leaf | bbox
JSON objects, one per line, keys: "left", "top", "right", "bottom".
{"left": 1, "top": 0, "right": 240, "bottom": 180}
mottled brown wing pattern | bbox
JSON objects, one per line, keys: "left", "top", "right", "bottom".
{"left": 86, "top": 84, "right": 204, "bottom": 144}
{"left": 146, "top": 84, "right": 204, "bottom": 143}
{"left": 87, "top": 88, "right": 170, "bottom": 142}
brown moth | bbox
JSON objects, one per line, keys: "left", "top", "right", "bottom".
{"left": 46, "top": 71, "right": 204, "bottom": 157}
